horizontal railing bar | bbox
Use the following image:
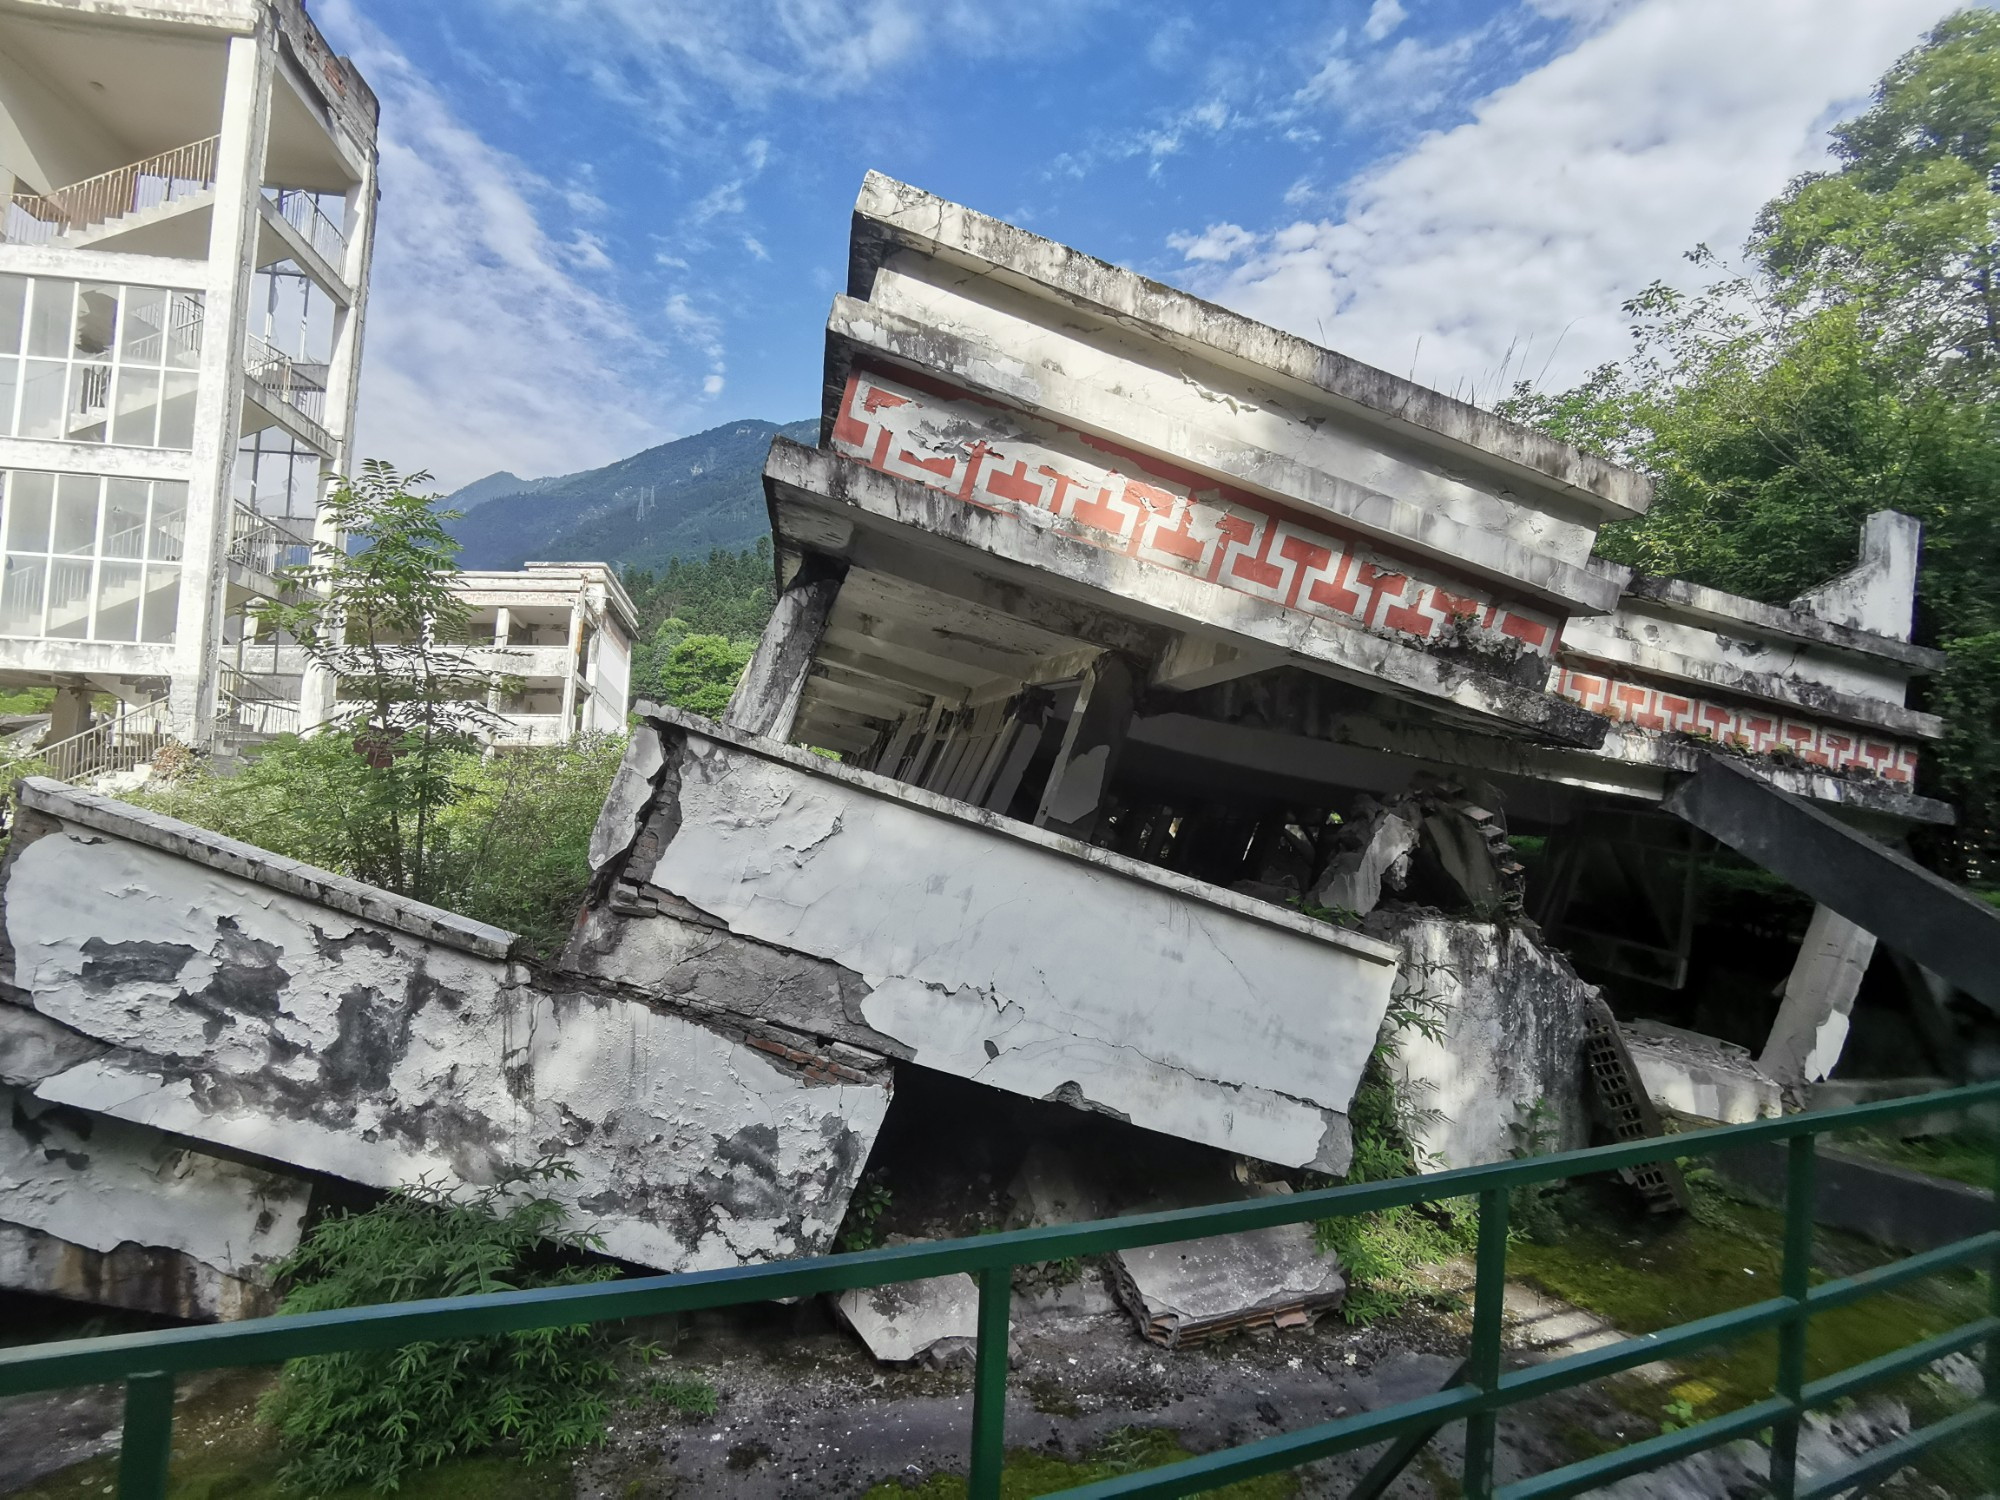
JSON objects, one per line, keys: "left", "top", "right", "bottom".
{"left": 1799, "top": 1316, "right": 2000, "bottom": 1410}
{"left": 1037, "top": 1386, "right": 1483, "bottom": 1498}
{"left": 1496, "top": 1296, "right": 1793, "bottom": 1403}
{"left": 5, "top": 1085, "right": 1999, "bottom": 1397}
{"left": 1495, "top": 1397, "right": 1791, "bottom": 1500}
{"left": 1804, "top": 1232, "right": 2000, "bottom": 1312}
{"left": 1795, "top": 1400, "right": 1997, "bottom": 1500}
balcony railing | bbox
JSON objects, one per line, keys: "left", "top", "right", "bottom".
{"left": 3, "top": 137, "right": 219, "bottom": 245}
{"left": 266, "top": 189, "right": 347, "bottom": 269}
{"left": 243, "top": 335, "right": 332, "bottom": 445}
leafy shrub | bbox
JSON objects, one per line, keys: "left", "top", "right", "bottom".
{"left": 135, "top": 732, "right": 624, "bottom": 957}
{"left": 261, "top": 1158, "right": 623, "bottom": 1493}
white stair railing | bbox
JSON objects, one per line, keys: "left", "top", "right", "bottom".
{"left": 227, "top": 503, "right": 317, "bottom": 579}
{"left": 217, "top": 666, "right": 300, "bottom": 738}
{"left": 244, "top": 335, "right": 330, "bottom": 432}
{"left": 11, "top": 699, "right": 173, "bottom": 785}
{"left": 4, "top": 137, "right": 220, "bottom": 245}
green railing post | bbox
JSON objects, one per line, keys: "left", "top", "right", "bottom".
{"left": 1988, "top": 1126, "right": 2000, "bottom": 1493}
{"left": 117, "top": 1370, "right": 174, "bottom": 1500}
{"left": 1462, "top": 1186, "right": 1510, "bottom": 1498}
{"left": 1769, "top": 1131, "right": 1818, "bottom": 1498}
{"left": 967, "top": 1266, "right": 1012, "bottom": 1500}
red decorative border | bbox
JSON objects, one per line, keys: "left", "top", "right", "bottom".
{"left": 831, "top": 367, "right": 1561, "bottom": 657}
{"left": 1554, "top": 666, "right": 1919, "bottom": 784}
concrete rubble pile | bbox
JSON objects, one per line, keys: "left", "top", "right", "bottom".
{"left": 6, "top": 174, "right": 1997, "bottom": 1364}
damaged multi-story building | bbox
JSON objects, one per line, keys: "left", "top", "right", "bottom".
{"left": 4, "top": 174, "right": 1996, "bottom": 1353}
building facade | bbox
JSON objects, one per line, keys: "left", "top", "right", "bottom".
{"left": 0, "top": 0, "right": 378, "bottom": 747}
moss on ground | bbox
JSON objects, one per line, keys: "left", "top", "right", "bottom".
{"left": 859, "top": 1427, "right": 1298, "bottom": 1499}
{"left": 14, "top": 1370, "right": 568, "bottom": 1500}
{"left": 1832, "top": 1129, "right": 1998, "bottom": 1192}
{"left": 1510, "top": 1180, "right": 1991, "bottom": 1493}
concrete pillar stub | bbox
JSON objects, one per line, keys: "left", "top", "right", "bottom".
{"left": 1759, "top": 904, "right": 1878, "bottom": 1086}
{"left": 43, "top": 684, "right": 92, "bottom": 745}
{"left": 1033, "top": 651, "right": 1141, "bottom": 842}
{"left": 724, "top": 556, "right": 845, "bottom": 742}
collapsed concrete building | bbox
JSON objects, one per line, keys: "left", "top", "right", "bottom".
{"left": 4, "top": 174, "right": 1995, "bottom": 1352}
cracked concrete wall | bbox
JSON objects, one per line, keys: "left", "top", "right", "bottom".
{"left": 0, "top": 1079, "right": 306, "bottom": 1318}
{"left": 1363, "top": 912, "right": 1595, "bottom": 1169}
{"left": 577, "top": 713, "right": 1404, "bottom": 1174}
{"left": 1, "top": 779, "right": 893, "bottom": 1277}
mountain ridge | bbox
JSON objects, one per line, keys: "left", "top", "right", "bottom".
{"left": 442, "top": 417, "right": 815, "bottom": 573}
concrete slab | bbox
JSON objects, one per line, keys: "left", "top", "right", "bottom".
{"left": 834, "top": 1274, "right": 980, "bottom": 1366}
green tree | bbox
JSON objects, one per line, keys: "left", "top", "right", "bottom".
{"left": 653, "top": 633, "right": 754, "bottom": 718}
{"left": 1499, "top": 10, "right": 2000, "bottom": 874}
{"left": 256, "top": 461, "right": 507, "bottom": 901}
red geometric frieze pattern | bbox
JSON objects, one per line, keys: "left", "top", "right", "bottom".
{"left": 1554, "top": 666, "right": 1920, "bottom": 785}
{"left": 831, "top": 367, "right": 1562, "bottom": 657}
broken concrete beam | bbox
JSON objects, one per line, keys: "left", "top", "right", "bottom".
{"left": 1362, "top": 912, "right": 1597, "bottom": 1169}
{"left": 1, "top": 778, "right": 893, "bottom": 1276}
{"left": 0, "top": 1082, "right": 307, "bottom": 1320}
{"left": 1663, "top": 753, "right": 2000, "bottom": 1010}
{"left": 1308, "top": 795, "right": 1420, "bottom": 918}
{"left": 575, "top": 708, "right": 1403, "bottom": 1174}
{"left": 724, "top": 554, "right": 847, "bottom": 742}
{"left": 1011, "top": 1142, "right": 1342, "bottom": 1348}
{"left": 834, "top": 1274, "right": 980, "bottom": 1365}
{"left": 1759, "top": 906, "right": 1877, "bottom": 1087}
{"left": 1622, "top": 1021, "right": 1782, "bottom": 1125}
{"left": 1033, "top": 651, "right": 1140, "bottom": 842}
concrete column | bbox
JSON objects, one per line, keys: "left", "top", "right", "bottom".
{"left": 724, "top": 555, "right": 845, "bottom": 740}
{"left": 168, "top": 27, "right": 273, "bottom": 747}
{"left": 558, "top": 599, "right": 584, "bottom": 742}
{"left": 1759, "top": 905, "right": 1879, "bottom": 1086}
{"left": 42, "top": 683, "right": 92, "bottom": 745}
{"left": 1033, "top": 652, "right": 1141, "bottom": 842}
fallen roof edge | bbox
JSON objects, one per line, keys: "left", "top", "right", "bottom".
{"left": 14, "top": 778, "right": 519, "bottom": 960}
{"left": 849, "top": 171, "right": 1652, "bottom": 522}
{"left": 634, "top": 701, "right": 1406, "bottom": 969}
{"left": 1617, "top": 572, "right": 1948, "bottom": 672}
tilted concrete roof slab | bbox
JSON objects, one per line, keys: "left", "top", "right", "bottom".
{"left": 822, "top": 294, "right": 1623, "bottom": 617}
{"left": 765, "top": 438, "right": 1609, "bottom": 750}
{"left": 845, "top": 172, "right": 1652, "bottom": 523}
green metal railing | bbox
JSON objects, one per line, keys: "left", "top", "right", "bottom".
{"left": 4, "top": 1084, "right": 1998, "bottom": 1499}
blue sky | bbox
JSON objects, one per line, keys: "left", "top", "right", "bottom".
{"left": 315, "top": 0, "right": 1970, "bottom": 490}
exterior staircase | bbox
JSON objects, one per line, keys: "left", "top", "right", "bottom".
{"left": 3, "top": 137, "right": 218, "bottom": 249}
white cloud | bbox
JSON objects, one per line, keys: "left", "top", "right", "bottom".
{"left": 1297, "top": 24, "right": 1494, "bottom": 127}
{"left": 495, "top": 0, "right": 1102, "bottom": 138}
{"left": 1364, "top": 0, "right": 1407, "bottom": 43}
{"left": 702, "top": 373, "right": 726, "bottom": 396}
{"left": 742, "top": 235, "right": 771, "bottom": 262}
{"left": 1168, "top": 222, "right": 1258, "bottom": 263}
{"left": 1188, "top": 0, "right": 1958, "bottom": 405}
{"left": 312, "top": 1, "right": 676, "bottom": 489}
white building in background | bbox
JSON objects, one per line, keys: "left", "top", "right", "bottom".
{"left": 455, "top": 563, "right": 638, "bottom": 743}
{"left": 0, "top": 0, "right": 377, "bottom": 749}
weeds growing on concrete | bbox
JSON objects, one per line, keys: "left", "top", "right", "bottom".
{"left": 1313, "top": 963, "right": 1479, "bottom": 1324}
{"left": 260, "top": 1157, "right": 638, "bottom": 1493}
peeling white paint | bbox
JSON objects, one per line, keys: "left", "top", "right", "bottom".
{"left": 638, "top": 727, "right": 1400, "bottom": 1170}
{"left": 6, "top": 803, "right": 892, "bottom": 1274}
